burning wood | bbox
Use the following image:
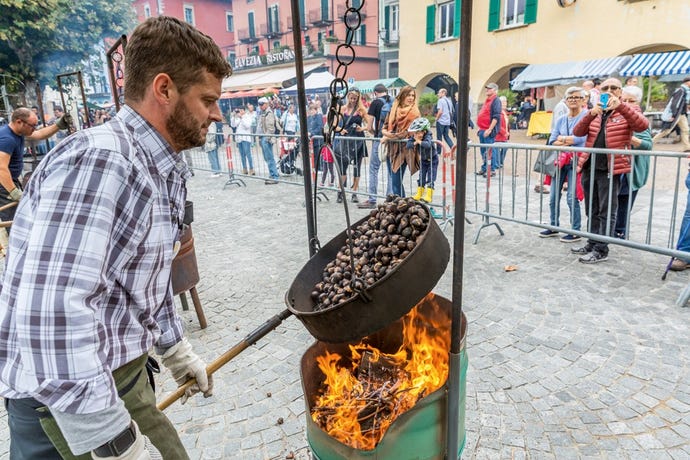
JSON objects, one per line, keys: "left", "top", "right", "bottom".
{"left": 310, "top": 297, "right": 450, "bottom": 450}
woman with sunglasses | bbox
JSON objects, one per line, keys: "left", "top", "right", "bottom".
{"left": 381, "top": 85, "right": 421, "bottom": 196}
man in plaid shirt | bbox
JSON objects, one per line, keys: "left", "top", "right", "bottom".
{"left": 0, "top": 17, "right": 232, "bottom": 459}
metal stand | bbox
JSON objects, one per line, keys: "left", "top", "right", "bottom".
{"left": 472, "top": 148, "right": 504, "bottom": 244}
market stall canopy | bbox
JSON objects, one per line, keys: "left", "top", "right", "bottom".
{"left": 282, "top": 70, "right": 337, "bottom": 96}
{"left": 222, "top": 61, "right": 326, "bottom": 92}
{"left": 353, "top": 78, "right": 409, "bottom": 94}
{"left": 510, "top": 56, "right": 632, "bottom": 91}
{"left": 620, "top": 50, "right": 690, "bottom": 78}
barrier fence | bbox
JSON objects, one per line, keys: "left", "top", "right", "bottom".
{"left": 185, "top": 123, "right": 690, "bottom": 305}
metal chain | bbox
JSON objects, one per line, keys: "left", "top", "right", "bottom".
{"left": 323, "top": 0, "right": 365, "bottom": 146}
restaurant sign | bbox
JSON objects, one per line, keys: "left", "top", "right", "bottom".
{"left": 234, "top": 48, "right": 296, "bottom": 70}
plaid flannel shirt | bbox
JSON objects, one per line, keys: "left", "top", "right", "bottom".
{"left": 0, "top": 106, "right": 189, "bottom": 414}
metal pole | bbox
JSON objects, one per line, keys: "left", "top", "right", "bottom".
{"left": 289, "top": 0, "right": 318, "bottom": 258}
{"left": 447, "top": 0, "right": 473, "bottom": 458}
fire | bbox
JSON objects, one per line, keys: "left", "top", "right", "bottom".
{"left": 311, "top": 295, "right": 450, "bottom": 450}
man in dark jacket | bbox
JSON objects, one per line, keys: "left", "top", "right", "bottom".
{"left": 571, "top": 78, "right": 649, "bottom": 264}
{"left": 653, "top": 76, "right": 690, "bottom": 152}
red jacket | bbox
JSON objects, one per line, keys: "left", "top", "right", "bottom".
{"left": 573, "top": 103, "right": 649, "bottom": 175}
{"left": 495, "top": 110, "right": 509, "bottom": 142}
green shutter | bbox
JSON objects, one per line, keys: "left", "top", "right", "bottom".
{"left": 248, "top": 12, "right": 255, "bottom": 38}
{"left": 321, "top": 0, "right": 328, "bottom": 19}
{"left": 384, "top": 5, "right": 390, "bottom": 41}
{"left": 299, "top": 0, "right": 305, "bottom": 27}
{"left": 360, "top": 24, "right": 366, "bottom": 45}
{"left": 488, "top": 0, "right": 500, "bottom": 31}
{"left": 453, "top": 0, "right": 462, "bottom": 37}
{"left": 426, "top": 4, "right": 436, "bottom": 44}
{"left": 524, "top": 0, "right": 538, "bottom": 24}
{"left": 352, "top": 0, "right": 361, "bottom": 8}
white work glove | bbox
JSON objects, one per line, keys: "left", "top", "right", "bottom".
{"left": 161, "top": 337, "right": 212, "bottom": 403}
{"left": 8, "top": 188, "right": 22, "bottom": 201}
{"left": 91, "top": 421, "right": 162, "bottom": 460}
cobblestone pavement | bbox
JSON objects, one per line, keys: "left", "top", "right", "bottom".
{"left": 2, "top": 168, "right": 690, "bottom": 459}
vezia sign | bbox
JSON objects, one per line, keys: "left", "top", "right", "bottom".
{"left": 234, "top": 48, "right": 296, "bottom": 70}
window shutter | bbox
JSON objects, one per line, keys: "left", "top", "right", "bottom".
{"left": 352, "top": 0, "right": 361, "bottom": 8}
{"left": 299, "top": 0, "right": 305, "bottom": 27}
{"left": 426, "top": 4, "right": 436, "bottom": 44}
{"left": 384, "top": 5, "right": 390, "bottom": 41}
{"left": 488, "top": 0, "right": 500, "bottom": 31}
{"left": 524, "top": 0, "right": 538, "bottom": 24}
{"left": 321, "top": 0, "right": 328, "bottom": 20}
{"left": 360, "top": 24, "right": 366, "bottom": 45}
{"left": 248, "top": 12, "right": 255, "bottom": 37}
{"left": 453, "top": 0, "right": 462, "bottom": 38}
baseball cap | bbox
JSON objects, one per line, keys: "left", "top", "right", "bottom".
{"left": 258, "top": 97, "right": 268, "bottom": 105}
{"left": 485, "top": 83, "right": 499, "bottom": 91}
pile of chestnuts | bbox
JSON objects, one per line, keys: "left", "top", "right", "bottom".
{"left": 311, "top": 195, "right": 430, "bottom": 312}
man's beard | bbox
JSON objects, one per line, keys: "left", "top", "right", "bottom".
{"left": 166, "top": 100, "right": 206, "bottom": 151}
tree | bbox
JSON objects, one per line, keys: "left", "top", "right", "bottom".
{"left": 0, "top": 0, "right": 136, "bottom": 90}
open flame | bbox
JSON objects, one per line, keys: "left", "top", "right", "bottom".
{"left": 310, "top": 295, "right": 450, "bottom": 450}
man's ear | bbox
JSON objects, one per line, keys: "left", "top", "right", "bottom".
{"left": 152, "top": 73, "right": 177, "bottom": 107}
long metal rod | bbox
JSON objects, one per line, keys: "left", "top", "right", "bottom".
{"left": 447, "top": 0, "right": 473, "bottom": 458}
{"left": 289, "top": 0, "right": 318, "bottom": 258}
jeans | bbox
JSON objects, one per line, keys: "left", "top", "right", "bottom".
{"left": 582, "top": 168, "right": 620, "bottom": 256}
{"left": 238, "top": 141, "right": 254, "bottom": 171}
{"left": 367, "top": 140, "right": 393, "bottom": 202}
{"left": 549, "top": 164, "right": 581, "bottom": 231}
{"left": 675, "top": 169, "right": 690, "bottom": 260}
{"left": 436, "top": 123, "right": 454, "bottom": 149}
{"left": 478, "top": 131, "right": 498, "bottom": 173}
{"left": 389, "top": 159, "right": 408, "bottom": 197}
{"left": 615, "top": 174, "right": 639, "bottom": 238}
{"left": 418, "top": 153, "right": 439, "bottom": 189}
{"left": 260, "top": 138, "right": 279, "bottom": 179}
{"left": 207, "top": 148, "right": 221, "bottom": 173}
{"left": 495, "top": 142, "right": 508, "bottom": 168}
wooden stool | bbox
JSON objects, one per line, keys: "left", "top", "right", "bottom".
{"left": 171, "top": 224, "right": 207, "bottom": 329}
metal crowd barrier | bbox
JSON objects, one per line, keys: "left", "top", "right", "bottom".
{"left": 184, "top": 123, "right": 690, "bottom": 305}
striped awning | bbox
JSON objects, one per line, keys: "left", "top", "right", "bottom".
{"left": 511, "top": 56, "right": 632, "bottom": 91}
{"left": 620, "top": 50, "right": 690, "bottom": 77}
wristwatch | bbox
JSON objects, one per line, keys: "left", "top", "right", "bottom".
{"left": 93, "top": 421, "right": 137, "bottom": 457}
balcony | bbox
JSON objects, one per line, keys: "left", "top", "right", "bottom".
{"left": 237, "top": 28, "right": 260, "bottom": 44}
{"left": 287, "top": 16, "right": 310, "bottom": 31}
{"left": 308, "top": 8, "right": 333, "bottom": 27}
{"left": 337, "top": 4, "right": 367, "bottom": 20}
{"left": 260, "top": 23, "right": 284, "bottom": 39}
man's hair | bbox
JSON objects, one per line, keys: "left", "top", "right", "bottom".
{"left": 683, "top": 76, "right": 690, "bottom": 83}
{"left": 622, "top": 85, "right": 643, "bottom": 102}
{"left": 565, "top": 86, "right": 584, "bottom": 98}
{"left": 124, "top": 16, "right": 233, "bottom": 103}
{"left": 625, "top": 77, "right": 637, "bottom": 85}
{"left": 11, "top": 107, "right": 32, "bottom": 123}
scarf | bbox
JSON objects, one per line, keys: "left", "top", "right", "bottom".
{"left": 388, "top": 103, "right": 421, "bottom": 133}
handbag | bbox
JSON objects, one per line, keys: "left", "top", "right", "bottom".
{"left": 378, "top": 141, "right": 389, "bottom": 162}
{"left": 533, "top": 149, "right": 558, "bottom": 177}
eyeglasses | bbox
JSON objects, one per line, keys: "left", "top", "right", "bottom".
{"left": 601, "top": 85, "right": 621, "bottom": 92}
{"left": 566, "top": 96, "right": 583, "bottom": 101}
{"left": 22, "top": 120, "right": 38, "bottom": 130}
{"left": 621, "top": 99, "right": 637, "bottom": 104}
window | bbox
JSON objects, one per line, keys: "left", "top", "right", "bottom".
{"left": 156, "top": 0, "right": 163, "bottom": 14}
{"left": 437, "top": 1, "right": 455, "bottom": 39}
{"left": 387, "top": 61, "right": 399, "bottom": 78}
{"left": 229, "top": 51, "right": 236, "bottom": 63}
{"left": 384, "top": 4, "right": 399, "bottom": 43}
{"left": 426, "top": 0, "right": 461, "bottom": 44}
{"left": 320, "top": 0, "right": 329, "bottom": 21}
{"left": 488, "top": 0, "right": 537, "bottom": 31}
{"left": 226, "top": 13, "right": 234, "bottom": 32}
{"left": 268, "top": 4, "right": 280, "bottom": 34}
{"left": 273, "top": 40, "right": 281, "bottom": 49}
{"left": 144, "top": 4, "right": 151, "bottom": 18}
{"left": 183, "top": 5, "right": 195, "bottom": 25}
{"left": 248, "top": 11, "right": 256, "bottom": 38}
{"left": 353, "top": 24, "right": 366, "bottom": 45}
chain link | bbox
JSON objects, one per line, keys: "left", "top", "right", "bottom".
{"left": 323, "top": 0, "right": 365, "bottom": 146}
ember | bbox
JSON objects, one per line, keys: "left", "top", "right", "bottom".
{"left": 310, "top": 295, "right": 450, "bottom": 450}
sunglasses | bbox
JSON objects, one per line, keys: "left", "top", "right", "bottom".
{"left": 601, "top": 85, "right": 621, "bottom": 92}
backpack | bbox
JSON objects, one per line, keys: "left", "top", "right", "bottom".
{"left": 377, "top": 96, "right": 392, "bottom": 136}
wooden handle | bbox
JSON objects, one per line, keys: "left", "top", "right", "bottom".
{"left": 157, "top": 309, "right": 292, "bottom": 411}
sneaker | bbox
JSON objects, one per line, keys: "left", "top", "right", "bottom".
{"left": 579, "top": 252, "right": 608, "bottom": 264}
{"left": 560, "top": 234, "right": 581, "bottom": 243}
{"left": 475, "top": 170, "right": 486, "bottom": 176}
{"left": 534, "top": 185, "right": 549, "bottom": 194}
{"left": 351, "top": 194, "right": 359, "bottom": 203}
{"left": 264, "top": 179, "right": 278, "bottom": 185}
{"left": 670, "top": 258, "right": 690, "bottom": 271}
{"left": 336, "top": 192, "right": 343, "bottom": 203}
{"left": 571, "top": 245, "right": 593, "bottom": 255}
{"left": 539, "top": 229, "right": 559, "bottom": 238}
{"left": 357, "top": 201, "right": 376, "bottom": 209}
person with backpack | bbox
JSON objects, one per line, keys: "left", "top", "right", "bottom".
{"left": 358, "top": 83, "right": 392, "bottom": 209}
{"left": 653, "top": 77, "right": 690, "bottom": 152}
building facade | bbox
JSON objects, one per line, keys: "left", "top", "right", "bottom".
{"left": 399, "top": 0, "right": 690, "bottom": 103}
{"left": 378, "top": 0, "right": 400, "bottom": 78}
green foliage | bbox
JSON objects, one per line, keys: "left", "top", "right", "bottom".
{"left": 498, "top": 89, "right": 517, "bottom": 107}
{"left": 418, "top": 92, "right": 438, "bottom": 106}
{"left": 0, "top": 0, "right": 136, "bottom": 87}
{"left": 641, "top": 77, "right": 669, "bottom": 109}
{"left": 417, "top": 92, "right": 438, "bottom": 124}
